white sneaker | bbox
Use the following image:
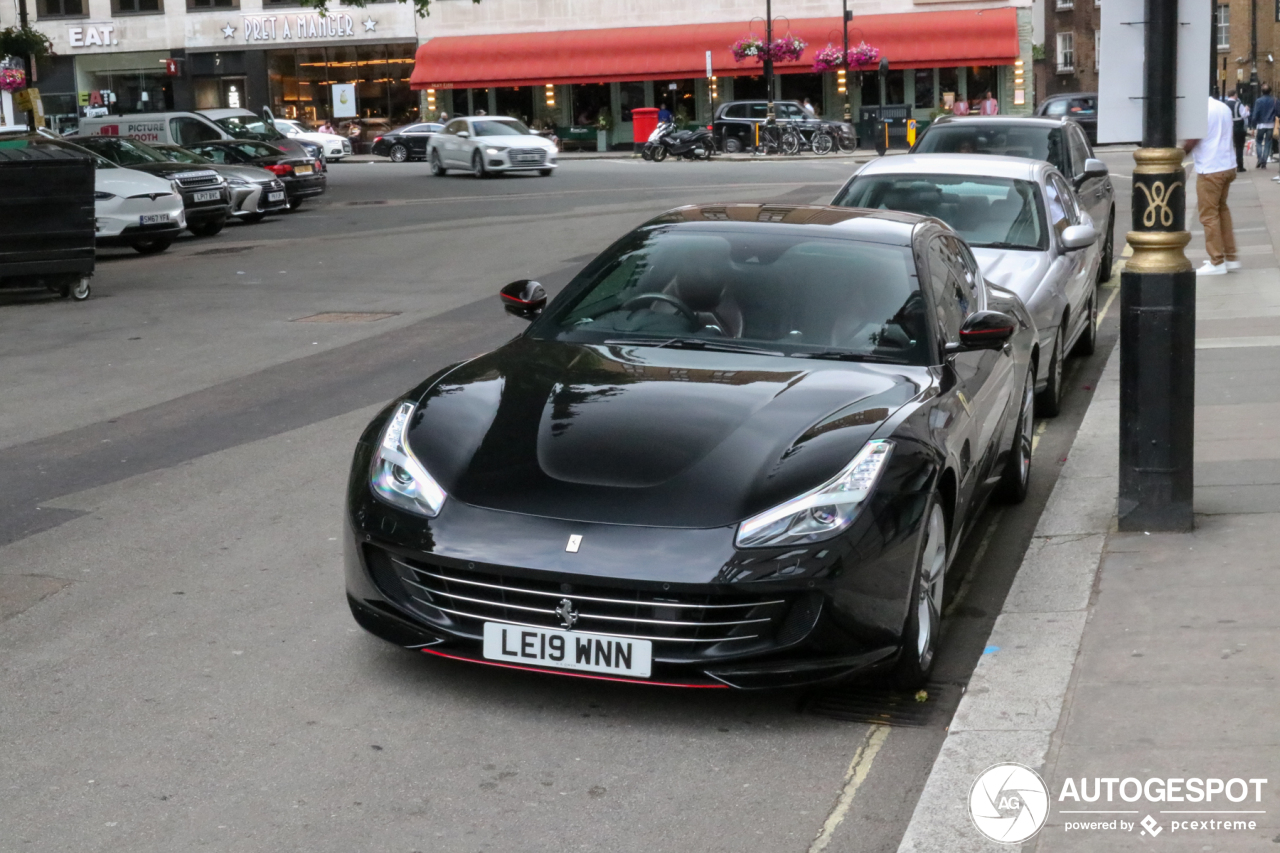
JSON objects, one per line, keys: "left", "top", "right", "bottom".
{"left": 1226, "top": 260, "right": 1243, "bottom": 271}
{"left": 1197, "top": 261, "right": 1227, "bottom": 276}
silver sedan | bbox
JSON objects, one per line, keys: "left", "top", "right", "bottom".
{"left": 832, "top": 153, "right": 1103, "bottom": 416}
{"left": 152, "top": 143, "right": 290, "bottom": 223}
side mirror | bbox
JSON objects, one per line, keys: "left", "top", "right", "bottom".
{"left": 1060, "top": 223, "right": 1098, "bottom": 251}
{"left": 1083, "top": 157, "right": 1108, "bottom": 178}
{"left": 500, "top": 280, "right": 546, "bottom": 320}
{"left": 946, "top": 310, "right": 1017, "bottom": 353}
{"left": 456, "top": 130, "right": 470, "bottom": 139}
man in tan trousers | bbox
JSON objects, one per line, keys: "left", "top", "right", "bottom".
{"left": 1186, "top": 96, "right": 1240, "bottom": 276}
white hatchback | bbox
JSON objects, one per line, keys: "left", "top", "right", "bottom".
{"left": 428, "top": 117, "right": 558, "bottom": 178}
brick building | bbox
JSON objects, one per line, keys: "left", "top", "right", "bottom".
{"left": 1040, "top": 0, "right": 1100, "bottom": 100}
{"left": 1216, "top": 0, "right": 1280, "bottom": 102}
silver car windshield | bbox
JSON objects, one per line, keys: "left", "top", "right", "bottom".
{"left": 472, "top": 120, "right": 532, "bottom": 137}
{"left": 835, "top": 175, "right": 1048, "bottom": 252}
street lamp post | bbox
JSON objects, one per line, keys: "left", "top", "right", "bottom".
{"left": 842, "top": 0, "right": 852, "bottom": 122}
{"left": 764, "top": 0, "right": 775, "bottom": 121}
{"left": 16, "top": 0, "right": 36, "bottom": 129}
{"left": 1118, "top": 0, "right": 1195, "bottom": 531}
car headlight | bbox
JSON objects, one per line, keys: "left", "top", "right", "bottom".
{"left": 370, "top": 401, "right": 447, "bottom": 517}
{"left": 735, "top": 440, "right": 893, "bottom": 549}
{"left": 94, "top": 191, "right": 115, "bottom": 200}
{"left": 485, "top": 146, "right": 507, "bottom": 154}
{"left": 226, "top": 177, "right": 249, "bottom": 187}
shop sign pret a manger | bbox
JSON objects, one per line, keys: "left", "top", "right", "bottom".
{"left": 231, "top": 12, "right": 376, "bottom": 44}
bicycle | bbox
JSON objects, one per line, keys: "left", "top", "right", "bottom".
{"left": 754, "top": 121, "right": 800, "bottom": 156}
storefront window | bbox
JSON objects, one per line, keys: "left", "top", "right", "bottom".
{"left": 38, "top": 0, "right": 84, "bottom": 16}
{"left": 448, "top": 89, "right": 467, "bottom": 117}
{"left": 733, "top": 74, "right": 769, "bottom": 100}
{"left": 495, "top": 87, "right": 532, "bottom": 123}
{"left": 85, "top": 68, "right": 172, "bottom": 113}
{"left": 471, "top": 88, "right": 490, "bottom": 114}
{"left": 779, "top": 73, "right": 823, "bottom": 114}
{"left": 884, "top": 70, "right": 905, "bottom": 105}
{"left": 860, "top": 72, "right": 880, "bottom": 107}
{"left": 914, "top": 69, "right": 935, "bottom": 109}
{"left": 572, "top": 83, "right": 610, "bottom": 126}
{"left": 968, "top": 66, "right": 998, "bottom": 103}
{"left": 618, "top": 82, "right": 645, "bottom": 122}
{"left": 267, "top": 43, "right": 416, "bottom": 126}
{"left": 653, "top": 79, "right": 695, "bottom": 122}
{"left": 939, "top": 67, "right": 959, "bottom": 111}
{"left": 112, "top": 0, "right": 162, "bottom": 13}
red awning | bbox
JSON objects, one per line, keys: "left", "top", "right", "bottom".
{"left": 411, "top": 8, "right": 1019, "bottom": 90}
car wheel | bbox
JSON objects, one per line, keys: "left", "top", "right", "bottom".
{"left": 1097, "top": 209, "right": 1115, "bottom": 284}
{"left": 723, "top": 136, "right": 743, "bottom": 154}
{"left": 538, "top": 168, "right": 553, "bottom": 176}
{"left": 1074, "top": 292, "right": 1098, "bottom": 357}
{"left": 288, "top": 199, "right": 304, "bottom": 211}
{"left": 894, "top": 498, "right": 948, "bottom": 690}
{"left": 471, "top": 151, "right": 488, "bottom": 179}
{"left": 389, "top": 143, "right": 409, "bottom": 163}
{"left": 189, "top": 218, "right": 225, "bottom": 237}
{"left": 430, "top": 150, "right": 445, "bottom": 176}
{"left": 1037, "top": 324, "right": 1065, "bottom": 417}
{"left": 130, "top": 236, "right": 172, "bottom": 255}
{"left": 241, "top": 212, "right": 265, "bottom": 224}
{"left": 996, "top": 369, "right": 1035, "bottom": 504}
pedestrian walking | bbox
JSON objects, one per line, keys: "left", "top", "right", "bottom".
{"left": 1251, "top": 84, "right": 1277, "bottom": 168}
{"left": 657, "top": 102, "right": 673, "bottom": 123}
{"left": 801, "top": 97, "right": 817, "bottom": 118}
{"left": 952, "top": 97, "right": 970, "bottom": 116}
{"left": 1186, "top": 96, "right": 1240, "bottom": 276}
{"left": 979, "top": 90, "right": 999, "bottom": 116}
{"left": 1225, "top": 89, "right": 1246, "bottom": 171}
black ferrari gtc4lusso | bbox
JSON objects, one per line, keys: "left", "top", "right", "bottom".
{"left": 345, "top": 203, "right": 1038, "bottom": 690}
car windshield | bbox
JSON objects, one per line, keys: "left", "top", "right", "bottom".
{"left": 913, "top": 124, "right": 1068, "bottom": 175}
{"left": 79, "top": 136, "right": 167, "bottom": 166}
{"left": 472, "top": 120, "right": 532, "bottom": 137}
{"left": 156, "top": 146, "right": 211, "bottom": 164}
{"left": 834, "top": 174, "right": 1047, "bottom": 251}
{"left": 531, "top": 224, "right": 929, "bottom": 364}
{"left": 214, "top": 116, "right": 285, "bottom": 141}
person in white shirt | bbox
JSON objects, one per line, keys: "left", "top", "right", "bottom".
{"left": 801, "top": 98, "right": 817, "bottom": 118}
{"left": 1185, "top": 96, "right": 1240, "bottom": 276}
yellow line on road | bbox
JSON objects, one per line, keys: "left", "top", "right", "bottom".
{"left": 808, "top": 725, "right": 891, "bottom": 853}
{"left": 1030, "top": 419, "right": 1049, "bottom": 455}
{"left": 1097, "top": 277, "right": 1122, "bottom": 327}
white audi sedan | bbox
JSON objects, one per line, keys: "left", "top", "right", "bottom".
{"left": 274, "top": 118, "right": 353, "bottom": 161}
{"left": 427, "top": 116, "right": 557, "bottom": 178}
{"left": 832, "top": 154, "right": 1103, "bottom": 416}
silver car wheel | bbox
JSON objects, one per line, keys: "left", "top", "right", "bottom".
{"left": 914, "top": 503, "right": 947, "bottom": 669}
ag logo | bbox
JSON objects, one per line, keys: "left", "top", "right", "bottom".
{"left": 969, "top": 763, "right": 1050, "bottom": 843}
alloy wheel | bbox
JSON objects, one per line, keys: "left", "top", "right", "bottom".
{"left": 390, "top": 144, "right": 408, "bottom": 163}
{"left": 472, "top": 151, "right": 486, "bottom": 178}
{"left": 914, "top": 503, "right": 947, "bottom": 670}
{"left": 430, "top": 151, "right": 444, "bottom": 176}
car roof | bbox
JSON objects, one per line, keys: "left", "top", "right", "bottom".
{"left": 199, "top": 108, "right": 256, "bottom": 119}
{"left": 652, "top": 203, "right": 934, "bottom": 246}
{"left": 930, "top": 115, "right": 1074, "bottom": 130}
{"left": 1040, "top": 92, "right": 1097, "bottom": 101}
{"left": 853, "top": 153, "right": 1050, "bottom": 181}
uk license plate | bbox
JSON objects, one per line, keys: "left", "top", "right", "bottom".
{"left": 139, "top": 213, "right": 170, "bottom": 225}
{"left": 514, "top": 155, "right": 540, "bottom": 164}
{"left": 295, "top": 165, "right": 313, "bottom": 175}
{"left": 267, "top": 191, "right": 285, "bottom": 202}
{"left": 481, "top": 622, "right": 652, "bottom": 678}
{"left": 193, "top": 190, "right": 220, "bottom": 202}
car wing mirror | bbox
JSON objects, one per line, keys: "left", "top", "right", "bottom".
{"left": 1083, "top": 157, "right": 1108, "bottom": 179}
{"left": 456, "top": 130, "right": 470, "bottom": 139}
{"left": 946, "top": 310, "right": 1017, "bottom": 353}
{"left": 1060, "top": 223, "right": 1098, "bottom": 251}
{"left": 500, "top": 280, "right": 547, "bottom": 320}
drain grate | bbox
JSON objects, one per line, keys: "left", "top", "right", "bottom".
{"left": 802, "top": 681, "right": 953, "bottom": 727}
{"left": 293, "top": 311, "right": 400, "bottom": 323}
{"left": 195, "top": 246, "right": 255, "bottom": 256}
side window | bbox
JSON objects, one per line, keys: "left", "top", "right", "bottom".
{"left": 723, "top": 104, "right": 746, "bottom": 119}
{"left": 1066, "top": 128, "right": 1090, "bottom": 178}
{"left": 1044, "top": 175, "right": 1077, "bottom": 234}
{"left": 170, "top": 117, "right": 220, "bottom": 146}
{"left": 1044, "top": 100, "right": 1068, "bottom": 117}
{"left": 1044, "top": 128, "right": 1070, "bottom": 176}
{"left": 779, "top": 103, "right": 804, "bottom": 120}
{"left": 927, "top": 237, "right": 968, "bottom": 343}
{"left": 443, "top": 120, "right": 466, "bottom": 135}
{"left": 748, "top": 103, "right": 769, "bottom": 120}
{"left": 948, "top": 237, "right": 984, "bottom": 314}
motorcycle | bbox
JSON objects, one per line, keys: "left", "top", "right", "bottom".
{"left": 646, "top": 122, "right": 716, "bottom": 161}
{"left": 640, "top": 121, "right": 672, "bottom": 161}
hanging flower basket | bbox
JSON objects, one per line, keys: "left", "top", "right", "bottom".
{"left": 812, "top": 44, "right": 845, "bottom": 74}
{"left": 768, "top": 34, "right": 807, "bottom": 63}
{"left": 847, "top": 42, "right": 881, "bottom": 69}
{"left": 0, "top": 26, "right": 54, "bottom": 61}
{"left": 0, "top": 68, "right": 25, "bottom": 93}
{"left": 731, "top": 33, "right": 767, "bottom": 63}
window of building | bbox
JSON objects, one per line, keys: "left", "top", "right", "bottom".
{"left": 38, "top": 0, "right": 84, "bottom": 16}
{"left": 263, "top": 0, "right": 303, "bottom": 6}
{"left": 1095, "top": 30, "right": 1101, "bottom": 70}
{"left": 112, "top": 0, "right": 162, "bottom": 13}
{"left": 188, "top": 0, "right": 235, "bottom": 9}
{"left": 1216, "top": 4, "right": 1230, "bottom": 50}
{"left": 1057, "top": 32, "right": 1075, "bottom": 72}
{"left": 1056, "top": 0, "right": 1073, "bottom": 8}
{"left": 914, "top": 68, "right": 935, "bottom": 109}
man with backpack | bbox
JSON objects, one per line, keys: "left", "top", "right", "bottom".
{"left": 1225, "top": 89, "right": 1246, "bottom": 172}
{"left": 1250, "top": 84, "right": 1277, "bottom": 169}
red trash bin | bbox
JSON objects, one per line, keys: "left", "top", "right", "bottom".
{"left": 631, "top": 107, "right": 660, "bottom": 152}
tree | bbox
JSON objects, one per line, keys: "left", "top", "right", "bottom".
{"left": 298, "top": 0, "right": 477, "bottom": 17}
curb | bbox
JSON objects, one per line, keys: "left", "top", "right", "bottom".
{"left": 895, "top": 346, "right": 1120, "bottom": 852}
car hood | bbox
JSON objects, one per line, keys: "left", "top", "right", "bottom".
{"left": 207, "top": 164, "right": 277, "bottom": 183}
{"left": 971, "top": 247, "right": 1053, "bottom": 309}
{"left": 96, "top": 167, "right": 174, "bottom": 196}
{"left": 294, "top": 131, "right": 347, "bottom": 144}
{"left": 406, "top": 337, "right": 923, "bottom": 528}
{"left": 475, "top": 135, "right": 555, "bottom": 148}
{"left": 124, "top": 162, "right": 220, "bottom": 179}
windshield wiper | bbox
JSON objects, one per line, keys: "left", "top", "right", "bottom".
{"left": 974, "top": 241, "right": 1037, "bottom": 250}
{"left": 790, "top": 351, "right": 908, "bottom": 364}
{"left": 604, "top": 337, "right": 783, "bottom": 356}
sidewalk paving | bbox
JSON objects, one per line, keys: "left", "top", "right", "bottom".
{"left": 898, "top": 165, "right": 1280, "bottom": 852}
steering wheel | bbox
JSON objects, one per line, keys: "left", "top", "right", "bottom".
{"left": 619, "top": 292, "right": 700, "bottom": 329}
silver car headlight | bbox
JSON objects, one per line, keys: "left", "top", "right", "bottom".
{"left": 735, "top": 440, "right": 893, "bottom": 549}
{"left": 226, "top": 177, "right": 250, "bottom": 187}
{"left": 485, "top": 146, "right": 507, "bottom": 154}
{"left": 370, "top": 401, "right": 447, "bottom": 517}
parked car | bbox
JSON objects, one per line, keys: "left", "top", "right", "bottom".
{"left": 197, "top": 108, "right": 318, "bottom": 164}
{"left": 371, "top": 122, "right": 444, "bottom": 162}
{"left": 337, "top": 118, "right": 392, "bottom": 154}
{"left": 834, "top": 153, "right": 1103, "bottom": 416}
{"left": 273, "top": 118, "right": 353, "bottom": 161}
{"left": 712, "top": 99, "right": 838, "bottom": 153}
{"left": 150, "top": 143, "right": 289, "bottom": 223}
{"left": 30, "top": 136, "right": 185, "bottom": 255}
{"left": 427, "top": 117, "right": 558, "bottom": 177}
{"left": 69, "top": 134, "right": 232, "bottom": 237}
{"left": 184, "top": 139, "right": 326, "bottom": 210}
{"left": 909, "top": 115, "right": 1115, "bottom": 277}
{"left": 1035, "top": 92, "right": 1098, "bottom": 144}
{"left": 344, "top": 202, "right": 1039, "bottom": 690}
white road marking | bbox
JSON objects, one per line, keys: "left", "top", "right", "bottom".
{"left": 1197, "top": 335, "right": 1280, "bottom": 349}
{"left": 807, "top": 725, "right": 891, "bottom": 853}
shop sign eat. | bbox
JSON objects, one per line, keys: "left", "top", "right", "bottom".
{"left": 67, "top": 24, "right": 118, "bottom": 49}
{"left": 233, "top": 12, "right": 374, "bottom": 43}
